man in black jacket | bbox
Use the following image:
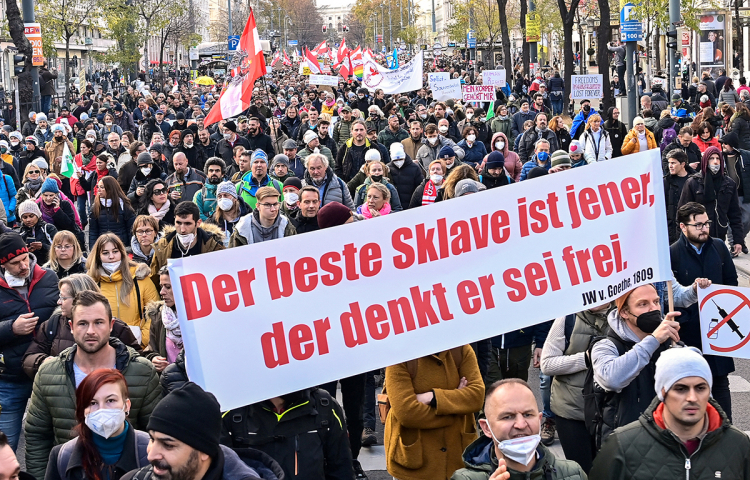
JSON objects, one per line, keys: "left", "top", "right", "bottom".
{"left": 661, "top": 126, "right": 702, "bottom": 174}
{"left": 221, "top": 387, "right": 355, "bottom": 480}
{"left": 671, "top": 202, "right": 737, "bottom": 421}
{"left": 387, "top": 142, "right": 423, "bottom": 209}
{"left": 290, "top": 186, "right": 320, "bottom": 233}
{"left": 0, "top": 233, "right": 58, "bottom": 450}
{"left": 664, "top": 150, "right": 695, "bottom": 244}
{"left": 245, "top": 116, "right": 274, "bottom": 157}
{"left": 720, "top": 132, "right": 750, "bottom": 252}
{"left": 215, "top": 121, "right": 250, "bottom": 166}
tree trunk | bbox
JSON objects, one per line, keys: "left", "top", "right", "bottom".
{"left": 65, "top": 36, "right": 71, "bottom": 102}
{"left": 596, "top": 0, "right": 612, "bottom": 114}
{"left": 558, "top": 0, "right": 581, "bottom": 115}
{"left": 144, "top": 19, "right": 151, "bottom": 79}
{"left": 655, "top": 25, "right": 661, "bottom": 73}
{"left": 736, "top": 0, "right": 744, "bottom": 73}
{"left": 497, "top": 0, "right": 512, "bottom": 74}
{"left": 5, "top": 0, "right": 33, "bottom": 114}
{"left": 521, "top": 0, "right": 528, "bottom": 74}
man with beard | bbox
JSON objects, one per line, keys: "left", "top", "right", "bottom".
{"left": 124, "top": 383, "right": 283, "bottom": 480}
{"left": 401, "top": 120, "right": 425, "bottom": 162}
{"left": 245, "top": 116, "right": 274, "bottom": 158}
{"left": 669, "top": 202, "right": 738, "bottom": 421}
{"left": 24, "top": 290, "right": 160, "bottom": 479}
{"left": 174, "top": 130, "right": 207, "bottom": 171}
{"left": 44, "top": 125, "right": 75, "bottom": 194}
{"left": 517, "top": 113, "right": 559, "bottom": 165}
{"left": 198, "top": 128, "right": 217, "bottom": 159}
{"left": 165, "top": 152, "right": 207, "bottom": 204}
{"left": 194, "top": 158, "right": 225, "bottom": 221}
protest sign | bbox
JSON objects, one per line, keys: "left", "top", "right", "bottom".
{"left": 432, "top": 79, "right": 462, "bottom": 101}
{"left": 169, "top": 149, "right": 670, "bottom": 410}
{"left": 482, "top": 70, "right": 507, "bottom": 87}
{"left": 362, "top": 51, "right": 423, "bottom": 94}
{"left": 429, "top": 72, "right": 450, "bottom": 84}
{"left": 570, "top": 74, "right": 603, "bottom": 99}
{"left": 698, "top": 284, "right": 750, "bottom": 359}
{"left": 462, "top": 85, "right": 496, "bottom": 102}
{"left": 309, "top": 74, "right": 339, "bottom": 86}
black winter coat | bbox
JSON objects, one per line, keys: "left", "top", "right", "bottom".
{"left": 89, "top": 202, "right": 137, "bottom": 248}
{"left": 671, "top": 234, "right": 737, "bottom": 377}
{"left": 664, "top": 171, "right": 695, "bottom": 244}
{"left": 0, "top": 260, "right": 59, "bottom": 382}
{"left": 160, "top": 351, "right": 188, "bottom": 396}
{"left": 604, "top": 119, "right": 628, "bottom": 158}
{"left": 173, "top": 144, "right": 208, "bottom": 172}
{"left": 290, "top": 210, "right": 319, "bottom": 234}
{"left": 127, "top": 165, "right": 167, "bottom": 203}
{"left": 517, "top": 128, "right": 559, "bottom": 164}
{"left": 730, "top": 115, "right": 750, "bottom": 151}
{"left": 661, "top": 139, "right": 702, "bottom": 175}
{"left": 245, "top": 132, "right": 275, "bottom": 158}
{"left": 678, "top": 172, "right": 744, "bottom": 245}
{"left": 18, "top": 220, "right": 58, "bottom": 266}
{"left": 215, "top": 136, "right": 251, "bottom": 165}
{"left": 387, "top": 155, "right": 424, "bottom": 209}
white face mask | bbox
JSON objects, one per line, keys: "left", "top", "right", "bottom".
{"left": 10, "top": 141, "right": 19, "bottom": 147}
{"left": 105, "top": 122, "right": 113, "bottom": 126}
{"left": 358, "top": 94, "right": 365, "bottom": 99}
{"left": 217, "top": 198, "right": 234, "bottom": 211}
{"left": 466, "top": 113, "right": 473, "bottom": 120}
{"left": 100, "top": 198, "right": 112, "bottom": 207}
{"left": 420, "top": 113, "right": 428, "bottom": 119}
{"left": 495, "top": 141, "right": 505, "bottom": 150}
{"left": 85, "top": 406, "right": 127, "bottom": 439}
{"left": 427, "top": 136, "right": 438, "bottom": 145}
{"left": 709, "top": 164, "right": 721, "bottom": 174}
{"left": 223, "top": 133, "right": 232, "bottom": 140}
{"left": 184, "top": 142, "right": 193, "bottom": 148}
{"left": 4, "top": 270, "right": 25, "bottom": 287}
{"left": 430, "top": 174, "right": 443, "bottom": 183}
{"left": 40, "top": 128, "right": 47, "bottom": 133}
{"left": 439, "top": 126, "right": 449, "bottom": 133}
{"left": 102, "top": 261, "right": 121, "bottom": 273}
{"left": 393, "top": 159, "right": 405, "bottom": 168}
{"left": 177, "top": 232, "right": 195, "bottom": 247}
{"left": 467, "top": 134, "right": 476, "bottom": 142}
{"left": 489, "top": 427, "right": 541, "bottom": 466}
{"left": 285, "top": 192, "right": 299, "bottom": 205}
{"left": 141, "top": 167, "right": 152, "bottom": 176}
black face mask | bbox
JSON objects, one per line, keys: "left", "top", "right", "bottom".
{"left": 371, "top": 174, "right": 383, "bottom": 183}
{"left": 583, "top": 105, "right": 591, "bottom": 113}
{"left": 635, "top": 309, "right": 662, "bottom": 334}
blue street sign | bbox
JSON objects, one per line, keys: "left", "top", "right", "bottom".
{"left": 288, "top": 40, "right": 298, "bottom": 45}
{"left": 468, "top": 38, "right": 477, "bottom": 48}
{"left": 619, "top": 2, "right": 643, "bottom": 41}
{"left": 228, "top": 35, "right": 240, "bottom": 51}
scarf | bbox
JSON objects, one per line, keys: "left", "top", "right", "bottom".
{"left": 36, "top": 198, "right": 57, "bottom": 224}
{"left": 148, "top": 200, "right": 171, "bottom": 220}
{"left": 704, "top": 171, "right": 722, "bottom": 203}
{"left": 161, "top": 305, "right": 183, "bottom": 349}
{"left": 25, "top": 177, "right": 43, "bottom": 194}
{"left": 360, "top": 202, "right": 391, "bottom": 218}
{"left": 422, "top": 180, "right": 438, "bottom": 205}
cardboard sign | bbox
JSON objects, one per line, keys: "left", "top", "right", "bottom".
{"left": 432, "top": 79, "right": 462, "bottom": 101}
{"left": 483, "top": 70, "right": 507, "bottom": 87}
{"left": 169, "top": 150, "right": 670, "bottom": 410}
{"left": 309, "top": 74, "right": 339, "bottom": 86}
{"left": 462, "top": 85, "right": 496, "bottom": 102}
{"left": 429, "top": 72, "right": 450, "bottom": 84}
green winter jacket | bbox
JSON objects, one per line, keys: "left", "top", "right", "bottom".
{"left": 24, "top": 338, "right": 162, "bottom": 480}
{"left": 489, "top": 116, "right": 512, "bottom": 140}
{"left": 589, "top": 397, "right": 750, "bottom": 480}
{"left": 451, "top": 436, "right": 587, "bottom": 480}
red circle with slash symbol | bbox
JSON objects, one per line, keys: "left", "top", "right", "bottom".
{"left": 699, "top": 289, "right": 750, "bottom": 353}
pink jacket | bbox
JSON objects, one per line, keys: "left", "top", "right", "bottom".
{"left": 483, "top": 132, "right": 522, "bottom": 182}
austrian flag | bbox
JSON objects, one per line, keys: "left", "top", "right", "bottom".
{"left": 204, "top": 8, "right": 266, "bottom": 126}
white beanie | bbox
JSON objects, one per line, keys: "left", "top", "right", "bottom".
{"left": 390, "top": 142, "right": 406, "bottom": 160}
{"left": 654, "top": 346, "right": 713, "bottom": 401}
{"left": 18, "top": 200, "right": 42, "bottom": 219}
{"left": 35, "top": 113, "right": 47, "bottom": 123}
{"left": 303, "top": 130, "right": 318, "bottom": 145}
{"left": 364, "top": 149, "right": 381, "bottom": 162}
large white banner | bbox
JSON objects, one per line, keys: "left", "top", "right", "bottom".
{"left": 698, "top": 284, "right": 750, "bottom": 359}
{"left": 169, "top": 149, "right": 670, "bottom": 410}
{"left": 362, "top": 51, "right": 424, "bottom": 94}
{"left": 308, "top": 74, "right": 339, "bottom": 86}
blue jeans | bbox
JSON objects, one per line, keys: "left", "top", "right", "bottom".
{"left": 0, "top": 379, "right": 33, "bottom": 450}
{"left": 551, "top": 96, "right": 564, "bottom": 116}
{"left": 76, "top": 194, "right": 88, "bottom": 229}
{"left": 41, "top": 95, "right": 52, "bottom": 115}
{"left": 540, "top": 372, "right": 554, "bottom": 419}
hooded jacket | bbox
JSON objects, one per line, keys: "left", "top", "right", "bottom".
{"left": 24, "top": 338, "right": 161, "bottom": 480}
{"left": 415, "top": 136, "right": 465, "bottom": 172}
{"left": 589, "top": 397, "right": 750, "bottom": 480}
{"left": 487, "top": 132, "right": 522, "bottom": 182}
{"left": 387, "top": 154, "right": 424, "bottom": 209}
{"left": 230, "top": 209, "right": 297, "bottom": 246}
{"left": 127, "top": 163, "right": 167, "bottom": 203}
{"left": 149, "top": 223, "right": 225, "bottom": 286}
{"left": 451, "top": 436, "right": 586, "bottom": 480}
{"left": 0, "top": 255, "right": 59, "bottom": 382}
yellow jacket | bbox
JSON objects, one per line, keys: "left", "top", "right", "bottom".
{"left": 621, "top": 128, "right": 658, "bottom": 155}
{"left": 98, "top": 263, "right": 160, "bottom": 347}
{"left": 384, "top": 345, "right": 485, "bottom": 480}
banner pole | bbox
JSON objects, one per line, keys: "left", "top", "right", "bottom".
{"left": 667, "top": 280, "right": 674, "bottom": 313}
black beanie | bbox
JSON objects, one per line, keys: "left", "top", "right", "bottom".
{"left": 0, "top": 233, "right": 28, "bottom": 265}
{"left": 146, "top": 382, "right": 221, "bottom": 457}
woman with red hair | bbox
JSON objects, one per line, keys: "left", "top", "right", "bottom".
{"left": 45, "top": 369, "right": 149, "bottom": 480}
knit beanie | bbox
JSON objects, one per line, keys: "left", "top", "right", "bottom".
{"left": 390, "top": 142, "right": 406, "bottom": 160}
{"left": 318, "top": 202, "right": 352, "bottom": 229}
{"left": 35, "top": 113, "right": 47, "bottom": 123}
{"left": 32, "top": 158, "right": 48, "bottom": 170}
{"left": 527, "top": 166, "right": 548, "bottom": 179}
{"left": 283, "top": 177, "right": 303, "bottom": 191}
{"left": 569, "top": 140, "right": 584, "bottom": 156}
{"left": 485, "top": 151, "right": 505, "bottom": 169}
{"left": 0, "top": 233, "right": 28, "bottom": 265}
{"left": 40, "top": 177, "right": 59, "bottom": 194}
{"left": 655, "top": 346, "right": 713, "bottom": 400}
{"left": 251, "top": 149, "right": 268, "bottom": 165}
{"left": 271, "top": 154, "right": 290, "bottom": 169}
{"left": 303, "top": 130, "right": 318, "bottom": 145}
{"left": 18, "top": 200, "right": 42, "bottom": 219}
{"left": 364, "top": 149, "right": 381, "bottom": 162}
{"left": 146, "top": 382, "right": 221, "bottom": 457}
{"left": 216, "top": 181, "right": 238, "bottom": 199}
{"left": 551, "top": 150, "right": 571, "bottom": 168}
{"left": 137, "top": 152, "right": 153, "bottom": 166}
{"left": 438, "top": 146, "right": 455, "bottom": 159}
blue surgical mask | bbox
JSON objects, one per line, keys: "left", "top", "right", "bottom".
{"left": 537, "top": 151, "right": 550, "bottom": 163}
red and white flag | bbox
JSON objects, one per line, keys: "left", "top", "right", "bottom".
{"left": 303, "top": 47, "right": 322, "bottom": 73}
{"left": 283, "top": 50, "right": 292, "bottom": 66}
{"left": 312, "top": 40, "right": 328, "bottom": 55}
{"left": 338, "top": 51, "right": 352, "bottom": 78}
{"left": 336, "top": 38, "right": 349, "bottom": 64}
{"left": 270, "top": 51, "right": 280, "bottom": 66}
{"left": 205, "top": 8, "right": 266, "bottom": 126}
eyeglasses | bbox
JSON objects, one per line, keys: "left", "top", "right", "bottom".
{"left": 152, "top": 188, "right": 167, "bottom": 195}
{"left": 258, "top": 202, "right": 280, "bottom": 210}
{"left": 54, "top": 244, "right": 73, "bottom": 250}
{"left": 685, "top": 221, "right": 712, "bottom": 230}
{"left": 136, "top": 229, "right": 155, "bottom": 236}
{"left": 59, "top": 294, "right": 73, "bottom": 301}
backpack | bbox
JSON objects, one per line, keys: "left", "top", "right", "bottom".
{"left": 377, "top": 347, "right": 464, "bottom": 424}
{"left": 582, "top": 334, "right": 627, "bottom": 450}
{"left": 660, "top": 124, "right": 678, "bottom": 153}
{"left": 57, "top": 428, "right": 150, "bottom": 477}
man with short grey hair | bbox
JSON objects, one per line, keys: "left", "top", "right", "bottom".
{"left": 302, "top": 153, "right": 354, "bottom": 210}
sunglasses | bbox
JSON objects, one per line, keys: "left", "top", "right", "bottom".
{"left": 28, "top": 170, "right": 41, "bottom": 174}
{"left": 152, "top": 188, "right": 167, "bottom": 195}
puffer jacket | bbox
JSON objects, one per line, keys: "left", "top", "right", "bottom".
{"left": 160, "top": 350, "right": 188, "bottom": 396}
{"left": 590, "top": 397, "right": 750, "bottom": 480}
{"left": 22, "top": 310, "right": 140, "bottom": 380}
{"left": 0, "top": 257, "right": 59, "bottom": 382}
{"left": 387, "top": 154, "right": 424, "bottom": 209}
{"left": 88, "top": 199, "right": 137, "bottom": 248}
{"left": 149, "top": 222, "right": 225, "bottom": 285}
{"left": 415, "top": 137, "right": 466, "bottom": 172}
{"left": 451, "top": 437, "right": 585, "bottom": 480}
{"left": 385, "top": 346, "right": 484, "bottom": 480}
{"left": 730, "top": 114, "right": 750, "bottom": 150}
{"left": 621, "top": 128, "right": 658, "bottom": 155}
{"left": 302, "top": 168, "right": 355, "bottom": 209}
{"left": 24, "top": 338, "right": 161, "bottom": 480}
{"left": 98, "top": 263, "right": 160, "bottom": 347}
